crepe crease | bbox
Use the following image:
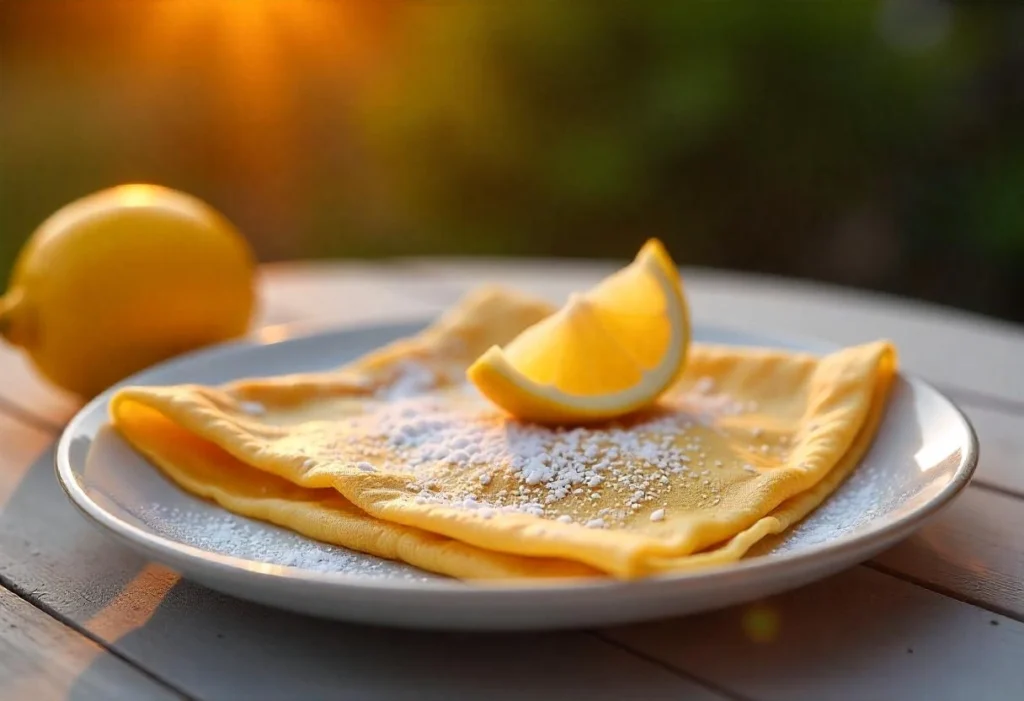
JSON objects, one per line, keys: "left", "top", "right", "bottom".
{"left": 110, "top": 287, "right": 896, "bottom": 580}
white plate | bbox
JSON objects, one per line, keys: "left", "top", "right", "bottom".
{"left": 55, "top": 322, "right": 978, "bottom": 630}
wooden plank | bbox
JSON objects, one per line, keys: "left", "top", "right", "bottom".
{"left": 959, "top": 403, "right": 1024, "bottom": 496}
{"left": 398, "top": 256, "right": 613, "bottom": 305}
{"left": 0, "top": 425, "right": 723, "bottom": 700}
{"left": 0, "top": 587, "right": 182, "bottom": 701}
{"left": 257, "top": 261, "right": 447, "bottom": 330}
{"left": 401, "top": 258, "right": 1024, "bottom": 406}
{"left": 0, "top": 346, "right": 78, "bottom": 429}
{"left": 872, "top": 487, "right": 1024, "bottom": 619}
{"left": 604, "top": 567, "right": 1024, "bottom": 701}
{"left": 0, "top": 412, "right": 58, "bottom": 505}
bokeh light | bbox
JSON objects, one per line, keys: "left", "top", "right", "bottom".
{"left": 2, "top": 0, "right": 1022, "bottom": 320}
{"left": 742, "top": 603, "right": 782, "bottom": 643}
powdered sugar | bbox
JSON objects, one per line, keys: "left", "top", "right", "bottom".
{"left": 378, "top": 362, "right": 437, "bottom": 400}
{"left": 334, "top": 379, "right": 762, "bottom": 527}
{"left": 138, "top": 503, "right": 438, "bottom": 581}
{"left": 752, "top": 439, "right": 891, "bottom": 556}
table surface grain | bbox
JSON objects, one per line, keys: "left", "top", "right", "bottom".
{"left": 1, "top": 258, "right": 1022, "bottom": 701}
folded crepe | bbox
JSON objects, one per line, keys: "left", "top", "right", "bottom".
{"left": 110, "top": 287, "right": 896, "bottom": 580}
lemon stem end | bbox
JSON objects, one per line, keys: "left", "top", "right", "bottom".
{"left": 0, "top": 289, "right": 32, "bottom": 348}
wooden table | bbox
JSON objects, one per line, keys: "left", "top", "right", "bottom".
{"left": 1, "top": 258, "right": 1023, "bottom": 701}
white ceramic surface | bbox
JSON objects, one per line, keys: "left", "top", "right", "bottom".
{"left": 55, "top": 322, "right": 978, "bottom": 630}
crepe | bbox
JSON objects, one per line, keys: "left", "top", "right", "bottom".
{"left": 110, "top": 287, "right": 896, "bottom": 580}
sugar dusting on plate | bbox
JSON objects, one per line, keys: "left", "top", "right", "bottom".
{"left": 137, "top": 503, "right": 441, "bottom": 582}
{"left": 748, "top": 444, "right": 891, "bottom": 556}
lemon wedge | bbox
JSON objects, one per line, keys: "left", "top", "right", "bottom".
{"left": 467, "top": 239, "right": 690, "bottom": 423}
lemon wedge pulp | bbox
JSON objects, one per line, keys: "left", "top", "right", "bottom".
{"left": 467, "top": 239, "right": 690, "bottom": 423}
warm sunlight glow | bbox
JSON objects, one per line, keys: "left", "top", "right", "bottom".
{"left": 129, "top": 0, "right": 399, "bottom": 235}
{"left": 137, "top": 0, "right": 393, "bottom": 91}
{"left": 85, "top": 564, "right": 179, "bottom": 641}
{"left": 116, "top": 184, "right": 162, "bottom": 207}
{"left": 913, "top": 443, "right": 957, "bottom": 473}
{"left": 255, "top": 323, "right": 297, "bottom": 345}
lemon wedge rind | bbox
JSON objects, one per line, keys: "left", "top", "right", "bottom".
{"left": 467, "top": 240, "right": 689, "bottom": 424}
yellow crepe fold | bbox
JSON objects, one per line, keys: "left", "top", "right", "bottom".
{"left": 110, "top": 287, "right": 896, "bottom": 580}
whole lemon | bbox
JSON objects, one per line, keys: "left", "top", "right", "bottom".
{"left": 0, "top": 184, "right": 257, "bottom": 398}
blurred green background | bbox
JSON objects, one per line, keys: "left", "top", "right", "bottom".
{"left": 2, "top": 0, "right": 1023, "bottom": 320}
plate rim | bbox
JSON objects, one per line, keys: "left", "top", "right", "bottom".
{"left": 54, "top": 319, "right": 980, "bottom": 596}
